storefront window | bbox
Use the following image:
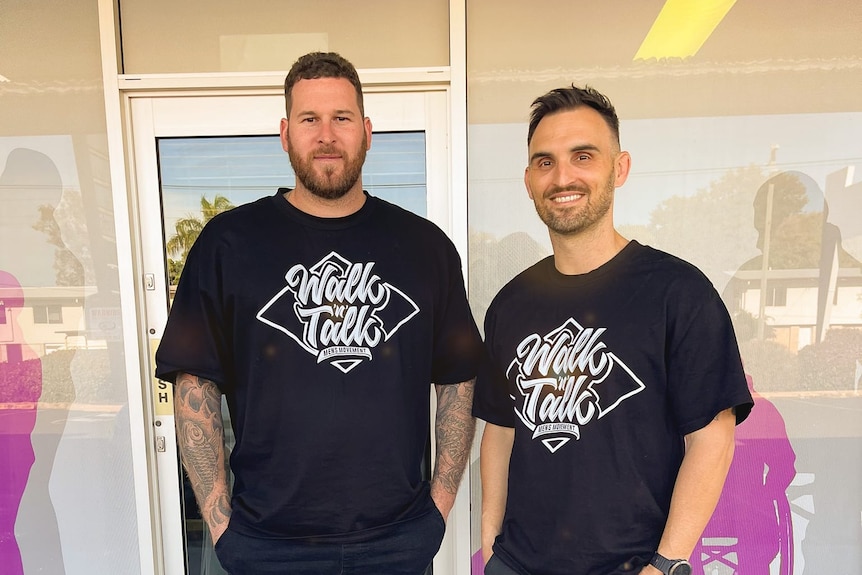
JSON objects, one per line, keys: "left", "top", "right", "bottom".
{"left": 467, "top": 1, "right": 862, "bottom": 573}
{"left": 0, "top": 1, "right": 142, "bottom": 573}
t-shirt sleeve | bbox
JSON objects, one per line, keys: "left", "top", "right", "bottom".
{"left": 154, "top": 229, "right": 231, "bottom": 389}
{"left": 472, "top": 299, "right": 516, "bottom": 427}
{"left": 667, "top": 286, "right": 753, "bottom": 436}
{"left": 429, "top": 238, "right": 483, "bottom": 385}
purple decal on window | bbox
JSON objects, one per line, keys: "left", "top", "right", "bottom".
{"left": 0, "top": 271, "right": 40, "bottom": 575}
{"left": 693, "top": 375, "right": 797, "bottom": 575}
{"left": 472, "top": 549, "right": 484, "bottom": 575}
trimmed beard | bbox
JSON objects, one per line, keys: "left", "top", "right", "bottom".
{"left": 288, "top": 135, "right": 367, "bottom": 200}
{"left": 533, "top": 168, "right": 615, "bottom": 236}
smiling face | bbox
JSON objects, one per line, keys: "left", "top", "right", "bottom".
{"left": 280, "top": 77, "right": 372, "bottom": 201}
{"left": 524, "top": 106, "right": 630, "bottom": 238}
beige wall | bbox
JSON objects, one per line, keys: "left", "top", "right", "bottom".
{"left": 120, "top": 0, "right": 450, "bottom": 73}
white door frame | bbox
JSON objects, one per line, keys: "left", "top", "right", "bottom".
{"left": 124, "top": 82, "right": 469, "bottom": 575}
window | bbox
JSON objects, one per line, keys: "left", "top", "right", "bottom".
{"left": 766, "top": 286, "right": 787, "bottom": 307}
{"left": 158, "top": 132, "right": 427, "bottom": 287}
{"left": 33, "top": 305, "right": 63, "bottom": 324}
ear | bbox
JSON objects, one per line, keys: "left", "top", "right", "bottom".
{"left": 614, "top": 151, "right": 632, "bottom": 187}
{"left": 364, "top": 117, "right": 373, "bottom": 150}
{"left": 279, "top": 118, "right": 290, "bottom": 153}
{"left": 524, "top": 167, "right": 535, "bottom": 200}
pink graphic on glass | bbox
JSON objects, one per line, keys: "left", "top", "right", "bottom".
{"left": 693, "top": 375, "right": 797, "bottom": 575}
{"left": 0, "top": 271, "right": 41, "bottom": 575}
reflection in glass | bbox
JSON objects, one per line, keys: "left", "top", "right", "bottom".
{"left": 0, "top": 146, "right": 73, "bottom": 575}
{"left": 159, "top": 133, "right": 427, "bottom": 287}
{"left": 693, "top": 375, "right": 797, "bottom": 575}
{"left": 1, "top": 136, "right": 140, "bottom": 573}
{"left": 0, "top": 271, "right": 37, "bottom": 575}
{"left": 721, "top": 171, "right": 862, "bottom": 393}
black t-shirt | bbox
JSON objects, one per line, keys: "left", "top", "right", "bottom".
{"left": 473, "top": 241, "right": 753, "bottom": 575}
{"left": 156, "top": 191, "right": 482, "bottom": 540}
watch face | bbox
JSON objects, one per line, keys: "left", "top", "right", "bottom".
{"left": 669, "top": 562, "right": 692, "bottom": 575}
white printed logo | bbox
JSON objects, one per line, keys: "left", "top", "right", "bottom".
{"left": 508, "top": 318, "right": 644, "bottom": 453}
{"left": 257, "top": 252, "right": 419, "bottom": 373}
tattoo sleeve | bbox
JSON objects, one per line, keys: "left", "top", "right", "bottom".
{"left": 174, "top": 373, "right": 232, "bottom": 542}
{"left": 430, "top": 378, "right": 476, "bottom": 518}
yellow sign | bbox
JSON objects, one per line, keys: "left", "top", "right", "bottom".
{"left": 150, "top": 338, "right": 174, "bottom": 416}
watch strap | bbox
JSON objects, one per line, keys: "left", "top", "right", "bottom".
{"left": 649, "top": 552, "right": 690, "bottom": 575}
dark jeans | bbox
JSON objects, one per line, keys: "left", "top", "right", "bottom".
{"left": 214, "top": 508, "right": 445, "bottom": 575}
{"left": 484, "top": 554, "right": 522, "bottom": 575}
{"left": 485, "top": 552, "right": 648, "bottom": 575}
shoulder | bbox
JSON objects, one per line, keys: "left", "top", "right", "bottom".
{"left": 191, "top": 195, "right": 276, "bottom": 246}
{"left": 196, "top": 195, "right": 272, "bottom": 234}
{"left": 177, "top": 196, "right": 280, "bottom": 269}
{"left": 207, "top": 195, "right": 273, "bottom": 227}
{"left": 630, "top": 242, "right": 716, "bottom": 294}
{"left": 631, "top": 245, "right": 737, "bottom": 340}
{"left": 369, "top": 195, "right": 459, "bottom": 250}
{"left": 629, "top": 242, "right": 700, "bottom": 272}
{"left": 370, "top": 196, "right": 440, "bottom": 230}
{"left": 487, "top": 257, "right": 553, "bottom": 314}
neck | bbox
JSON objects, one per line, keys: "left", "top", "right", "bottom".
{"left": 549, "top": 227, "right": 629, "bottom": 275}
{"left": 285, "top": 184, "right": 366, "bottom": 218}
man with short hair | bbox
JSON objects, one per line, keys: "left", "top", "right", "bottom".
{"left": 473, "top": 85, "right": 754, "bottom": 575}
{"left": 156, "top": 52, "right": 482, "bottom": 575}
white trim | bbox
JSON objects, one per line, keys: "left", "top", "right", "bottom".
{"left": 426, "top": 90, "right": 453, "bottom": 230}
{"left": 128, "top": 96, "right": 186, "bottom": 575}
{"left": 449, "top": 0, "right": 470, "bottom": 271}
{"left": 118, "top": 68, "right": 451, "bottom": 92}
{"left": 434, "top": 4, "right": 472, "bottom": 575}
{"left": 97, "top": 0, "right": 159, "bottom": 573}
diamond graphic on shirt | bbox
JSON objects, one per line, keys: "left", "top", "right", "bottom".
{"left": 541, "top": 437, "right": 571, "bottom": 453}
{"left": 507, "top": 318, "right": 645, "bottom": 452}
{"left": 256, "top": 251, "right": 420, "bottom": 373}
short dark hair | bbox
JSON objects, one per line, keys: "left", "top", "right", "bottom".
{"left": 284, "top": 52, "right": 364, "bottom": 117}
{"left": 527, "top": 84, "right": 620, "bottom": 147}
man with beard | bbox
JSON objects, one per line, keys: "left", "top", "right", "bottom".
{"left": 156, "top": 52, "right": 482, "bottom": 575}
{"left": 473, "top": 85, "right": 754, "bottom": 575}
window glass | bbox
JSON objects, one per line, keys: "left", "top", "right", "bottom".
{"left": 0, "top": 1, "right": 142, "bottom": 573}
{"left": 158, "top": 132, "right": 426, "bottom": 285}
{"left": 467, "top": 1, "right": 862, "bottom": 573}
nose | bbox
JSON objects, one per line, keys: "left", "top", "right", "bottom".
{"left": 553, "top": 161, "right": 579, "bottom": 189}
{"left": 317, "top": 120, "right": 336, "bottom": 144}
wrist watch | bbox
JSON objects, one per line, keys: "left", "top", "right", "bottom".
{"left": 649, "top": 553, "right": 692, "bottom": 575}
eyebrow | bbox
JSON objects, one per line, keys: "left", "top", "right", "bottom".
{"left": 295, "top": 108, "right": 357, "bottom": 118}
{"left": 529, "top": 144, "right": 601, "bottom": 164}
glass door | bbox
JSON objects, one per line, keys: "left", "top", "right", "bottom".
{"left": 130, "top": 89, "right": 459, "bottom": 575}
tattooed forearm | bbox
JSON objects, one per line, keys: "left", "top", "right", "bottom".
{"left": 175, "top": 372, "right": 232, "bottom": 542}
{"left": 431, "top": 378, "right": 476, "bottom": 519}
